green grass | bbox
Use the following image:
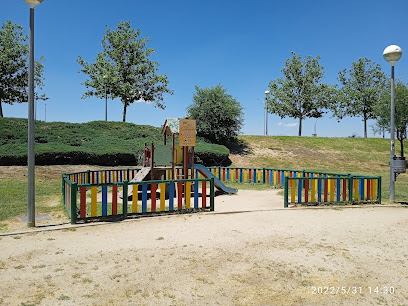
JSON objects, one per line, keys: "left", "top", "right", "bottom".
{"left": 0, "top": 178, "right": 63, "bottom": 222}
{"left": 235, "top": 135, "right": 408, "bottom": 203}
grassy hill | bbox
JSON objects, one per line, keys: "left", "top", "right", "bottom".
{"left": 0, "top": 118, "right": 230, "bottom": 166}
{"left": 230, "top": 135, "right": 408, "bottom": 202}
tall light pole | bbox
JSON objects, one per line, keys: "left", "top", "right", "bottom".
{"left": 383, "top": 44, "right": 403, "bottom": 203}
{"left": 265, "top": 90, "right": 270, "bottom": 136}
{"left": 25, "top": 0, "right": 44, "bottom": 227}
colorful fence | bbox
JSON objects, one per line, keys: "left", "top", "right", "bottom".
{"left": 65, "top": 168, "right": 141, "bottom": 185}
{"left": 201, "top": 167, "right": 381, "bottom": 207}
{"left": 204, "top": 167, "right": 348, "bottom": 186}
{"left": 63, "top": 167, "right": 382, "bottom": 221}
{"left": 283, "top": 175, "right": 381, "bottom": 207}
{"left": 63, "top": 169, "right": 215, "bottom": 224}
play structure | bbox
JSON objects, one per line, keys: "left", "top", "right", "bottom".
{"left": 61, "top": 117, "right": 382, "bottom": 225}
{"left": 124, "top": 117, "right": 237, "bottom": 197}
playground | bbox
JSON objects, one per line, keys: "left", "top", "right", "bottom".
{"left": 1, "top": 118, "right": 407, "bottom": 305}
{"left": 60, "top": 118, "right": 382, "bottom": 225}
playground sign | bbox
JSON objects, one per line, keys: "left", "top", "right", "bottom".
{"left": 179, "top": 119, "right": 196, "bottom": 146}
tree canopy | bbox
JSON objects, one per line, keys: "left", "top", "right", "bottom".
{"left": 333, "top": 57, "right": 386, "bottom": 138}
{"left": 0, "top": 20, "right": 46, "bottom": 118}
{"left": 187, "top": 84, "right": 244, "bottom": 144}
{"left": 374, "top": 81, "right": 408, "bottom": 156}
{"left": 266, "top": 52, "right": 333, "bottom": 136}
{"left": 77, "top": 21, "right": 173, "bottom": 122}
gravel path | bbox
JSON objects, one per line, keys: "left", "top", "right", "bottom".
{"left": 0, "top": 190, "right": 407, "bottom": 305}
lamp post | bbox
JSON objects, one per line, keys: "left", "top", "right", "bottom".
{"left": 264, "top": 90, "right": 270, "bottom": 136}
{"left": 383, "top": 44, "right": 403, "bottom": 203}
{"left": 24, "top": 0, "right": 44, "bottom": 227}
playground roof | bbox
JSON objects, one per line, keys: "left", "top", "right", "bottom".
{"left": 161, "top": 118, "right": 180, "bottom": 135}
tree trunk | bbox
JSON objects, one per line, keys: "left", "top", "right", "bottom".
{"left": 122, "top": 103, "right": 127, "bottom": 122}
{"left": 0, "top": 100, "right": 3, "bottom": 117}
{"left": 397, "top": 128, "right": 405, "bottom": 157}
{"left": 400, "top": 138, "right": 404, "bottom": 157}
{"left": 298, "top": 116, "right": 302, "bottom": 136}
{"left": 363, "top": 113, "right": 367, "bottom": 138}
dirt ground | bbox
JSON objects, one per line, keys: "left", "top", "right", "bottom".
{"left": 1, "top": 187, "right": 408, "bottom": 305}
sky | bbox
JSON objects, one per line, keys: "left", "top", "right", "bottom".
{"left": 1, "top": 0, "right": 408, "bottom": 138}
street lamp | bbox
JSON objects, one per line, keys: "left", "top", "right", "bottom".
{"left": 383, "top": 44, "right": 403, "bottom": 203}
{"left": 24, "top": 0, "right": 44, "bottom": 227}
{"left": 264, "top": 90, "right": 270, "bottom": 136}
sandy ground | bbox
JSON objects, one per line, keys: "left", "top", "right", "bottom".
{"left": 0, "top": 189, "right": 407, "bottom": 305}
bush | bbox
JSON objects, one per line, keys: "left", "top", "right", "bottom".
{"left": 0, "top": 118, "right": 230, "bottom": 166}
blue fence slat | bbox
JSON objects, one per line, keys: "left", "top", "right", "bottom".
{"left": 102, "top": 186, "right": 107, "bottom": 216}
{"left": 142, "top": 184, "right": 147, "bottom": 212}
{"left": 298, "top": 179, "right": 302, "bottom": 203}
{"left": 194, "top": 181, "right": 199, "bottom": 208}
{"left": 360, "top": 179, "right": 364, "bottom": 200}
{"left": 317, "top": 178, "right": 322, "bottom": 202}
{"left": 169, "top": 182, "right": 174, "bottom": 211}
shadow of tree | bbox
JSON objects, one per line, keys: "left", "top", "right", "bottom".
{"left": 224, "top": 138, "right": 252, "bottom": 155}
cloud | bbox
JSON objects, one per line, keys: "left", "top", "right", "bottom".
{"left": 278, "top": 122, "right": 297, "bottom": 128}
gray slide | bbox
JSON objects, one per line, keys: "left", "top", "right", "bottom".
{"left": 194, "top": 164, "right": 238, "bottom": 194}
{"left": 120, "top": 167, "right": 151, "bottom": 198}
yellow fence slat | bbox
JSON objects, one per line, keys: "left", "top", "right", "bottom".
{"left": 160, "top": 183, "right": 166, "bottom": 211}
{"left": 132, "top": 185, "right": 138, "bottom": 213}
{"left": 311, "top": 179, "right": 316, "bottom": 202}
{"left": 91, "top": 186, "right": 97, "bottom": 217}
{"left": 186, "top": 182, "right": 191, "bottom": 209}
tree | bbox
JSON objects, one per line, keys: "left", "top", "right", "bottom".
{"left": 334, "top": 58, "right": 386, "bottom": 138}
{"left": 0, "top": 20, "right": 46, "bottom": 118}
{"left": 187, "top": 84, "right": 244, "bottom": 144}
{"left": 77, "top": 21, "right": 173, "bottom": 122}
{"left": 374, "top": 81, "right": 408, "bottom": 156}
{"left": 266, "top": 52, "right": 332, "bottom": 136}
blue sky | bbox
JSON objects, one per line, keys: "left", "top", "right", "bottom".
{"left": 2, "top": 0, "right": 408, "bottom": 137}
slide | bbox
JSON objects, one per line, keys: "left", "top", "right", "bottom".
{"left": 120, "top": 167, "right": 151, "bottom": 198}
{"left": 194, "top": 164, "right": 238, "bottom": 194}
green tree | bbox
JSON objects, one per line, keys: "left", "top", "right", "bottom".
{"left": 374, "top": 81, "right": 408, "bottom": 156}
{"left": 334, "top": 58, "right": 386, "bottom": 138}
{"left": 0, "top": 20, "right": 46, "bottom": 118}
{"left": 187, "top": 84, "right": 244, "bottom": 144}
{"left": 77, "top": 21, "right": 173, "bottom": 122}
{"left": 266, "top": 52, "right": 332, "bottom": 136}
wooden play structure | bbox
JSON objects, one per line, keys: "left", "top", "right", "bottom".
{"left": 137, "top": 117, "right": 237, "bottom": 195}
{"left": 143, "top": 117, "right": 195, "bottom": 182}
